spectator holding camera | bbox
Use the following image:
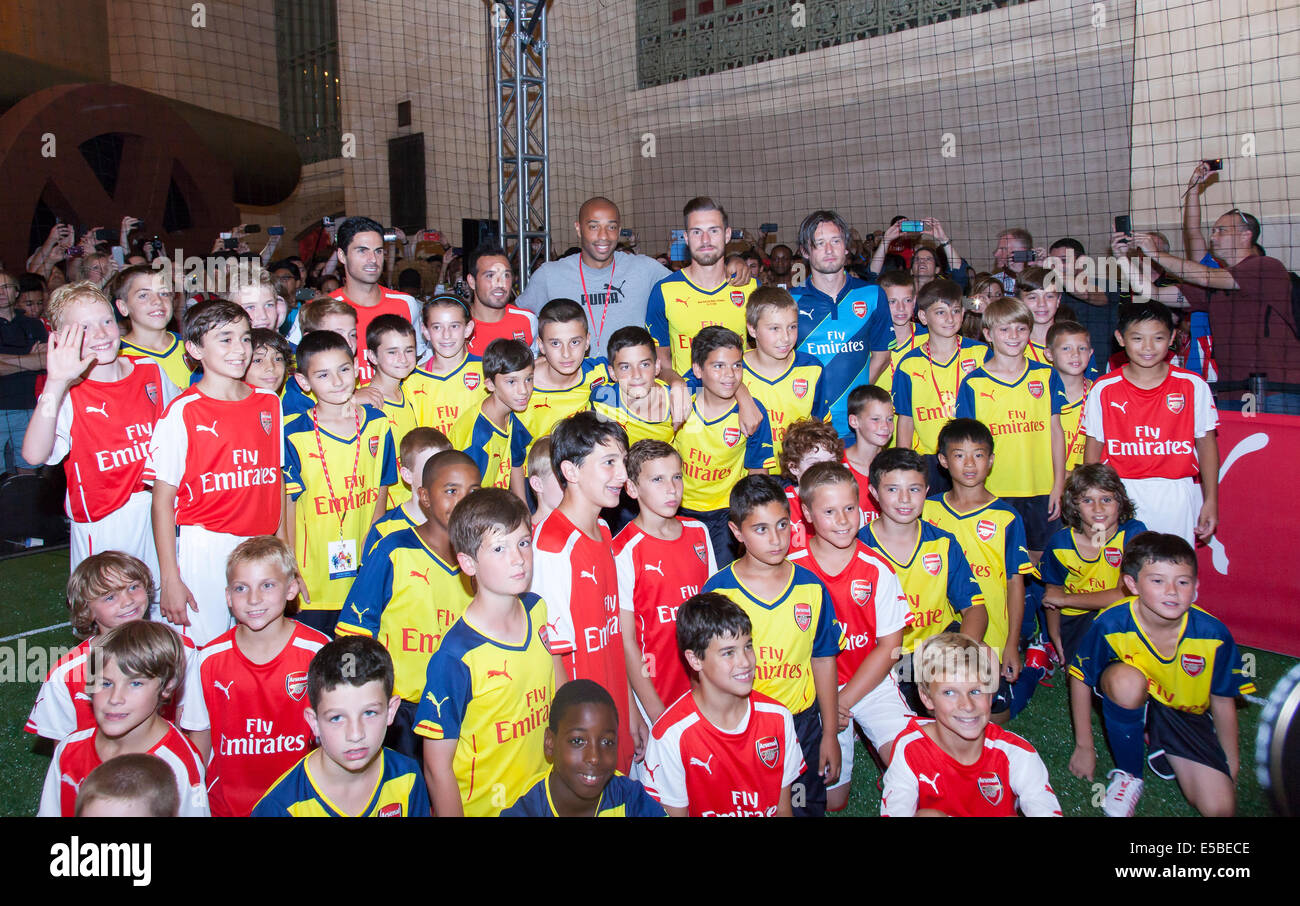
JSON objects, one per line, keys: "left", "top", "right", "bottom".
{"left": 991, "top": 228, "right": 1046, "bottom": 295}
{"left": 1117, "top": 201, "right": 1296, "bottom": 412}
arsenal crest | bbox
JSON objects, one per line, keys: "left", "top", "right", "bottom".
{"left": 512, "top": 331, "right": 526, "bottom": 342}
{"left": 369, "top": 436, "right": 380, "bottom": 456}
{"left": 377, "top": 803, "right": 402, "bottom": 818}
{"left": 976, "top": 519, "right": 997, "bottom": 542}
{"left": 730, "top": 290, "right": 745, "bottom": 306}
{"left": 145, "top": 382, "right": 159, "bottom": 405}
{"left": 1181, "top": 653, "right": 1205, "bottom": 677}
{"left": 1028, "top": 380, "right": 1044, "bottom": 399}
{"left": 285, "top": 670, "right": 308, "bottom": 701}
{"left": 960, "top": 358, "right": 977, "bottom": 374}
{"left": 1166, "top": 392, "right": 1185, "bottom": 414}
{"left": 792, "top": 378, "right": 808, "bottom": 399}
{"left": 850, "top": 579, "right": 872, "bottom": 605}
{"left": 756, "top": 736, "right": 780, "bottom": 769}
{"left": 923, "top": 552, "right": 942, "bottom": 575}
{"left": 722, "top": 426, "right": 742, "bottom": 447}
{"left": 464, "top": 371, "right": 481, "bottom": 390}
{"left": 1104, "top": 547, "right": 1122, "bottom": 567}
{"left": 853, "top": 297, "right": 867, "bottom": 318}
{"left": 978, "top": 772, "right": 1004, "bottom": 805}
{"left": 260, "top": 411, "right": 273, "bottom": 435}
{"left": 694, "top": 542, "right": 708, "bottom": 564}
{"left": 793, "top": 602, "right": 812, "bottom": 632}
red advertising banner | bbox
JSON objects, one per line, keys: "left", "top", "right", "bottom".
{"left": 1196, "top": 411, "right": 1300, "bottom": 656}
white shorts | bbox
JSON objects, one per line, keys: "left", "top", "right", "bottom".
{"left": 1121, "top": 476, "right": 1199, "bottom": 546}
{"left": 170, "top": 525, "right": 240, "bottom": 646}
{"left": 830, "top": 674, "right": 915, "bottom": 791}
{"left": 70, "top": 491, "right": 161, "bottom": 592}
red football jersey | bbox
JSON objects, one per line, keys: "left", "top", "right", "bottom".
{"left": 642, "top": 690, "right": 804, "bottom": 817}
{"left": 784, "top": 485, "right": 811, "bottom": 554}
{"left": 1081, "top": 367, "right": 1217, "bottom": 480}
{"left": 179, "top": 621, "right": 329, "bottom": 816}
{"left": 613, "top": 519, "right": 716, "bottom": 710}
{"left": 144, "top": 387, "right": 283, "bottom": 536}
{"left": 38, "top": 722, "right": 208, "bottom": 817}
{"left": 52, "top": 359, "right": 175, "bottom": 522}
{"left": 532, "top": 509, "right": 631, "bottom": 772}
{"left": 27, "top": 632, "right": 196, "bottom": 740}
{"left": 467, "top": 305, "right": 538, "bottom": 357}
{"left": 789, "top": 542, "right": 909, "bottom": 686}
{"left": 881, "top": 717, "right": 1061, "bottom": 817}
{"left": 330, "top": 286, "right": 420, "bottom": 385}
{"left": 844, "top": 457, "right": 880, "bottom": 524}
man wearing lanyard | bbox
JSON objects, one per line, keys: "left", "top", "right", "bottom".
{"left": 516, "top": 197, "right": 672, "bottom": 354}
{"left": 790, "top": 209, "right": 894, "bottom": 444}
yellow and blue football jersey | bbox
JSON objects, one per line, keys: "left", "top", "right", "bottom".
{"left": 646, "top": 273, "right": 756, "bottom": 375}
{"left": 742, "top": 351, "right": 828, "bottom": 464}
{"left": 893, "top": 339, "right": 989, "bottom": 454}
{"left": 702, "top": 563, "right": 840, "bottom": 714}
{"left": 413, "top": 593, "right": 555, "bottom": 816}
{"left": 1040, "top": 519, "right": 1147, "bottom": 616}
{"left": 251, "top": 749, "right": 430, "bottom": 817}
{"left": 378, "top": 387, "right": 419, "bottom": 506}
{"left": 336, "top": 528, "right": 474, "bottom": 702}
{"left": 121, "top": 332, "right": 192, "bottom": 390}
{"left": 448, "top": 401, "right": 531, "bottom": 491}
{"left": 923, "top": 495, "right": 1036, "bottom": 654}
{"left": 675, "top": 396, "right": 775, "bottom": 512}
{"left": 283, "top": 405, "right": 399, "bottom": 612}
{"left": 363, "top": 504, "right": 421, "bottom": 557}
{"left": 955, "top": 361, "right": 1066, "bottom": 497}
{"left": 859, "top": 520, "right": 985, "bottom": 653}
{"left": 588, "top": 381, "right": 675, "bottom": 446}
{"left": 501, "top": 772, "right": 666, "bottom": 817}
{"left": 1068, "top": 598, "right": 1256, "bottom": 713}
{"left": 520, "top": 358, "right": 608, "bottom": 445}
{"left": 1059, "top": 388, "right": 1088, "bottom": 472}
{"left": 407, "top": 355, "right": 486, "bottom": 437}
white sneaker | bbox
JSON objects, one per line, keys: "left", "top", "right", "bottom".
{"left": 1103, "top": 769, "right": 1144, "bottom": 817}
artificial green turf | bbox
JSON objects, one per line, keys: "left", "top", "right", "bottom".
{"left": 0, "top": 549, "right": 1292, "bottom": 817}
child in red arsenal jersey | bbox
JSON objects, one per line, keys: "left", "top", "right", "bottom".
{"left": 1082, "top": 302, "right": 1218, "bottom": 546}
{"left": 38, "top": 622, "right": 208, "bottom": 817}
{"left": 778, "top": 417, "right": 846, "bottom": 553}
{"left": 181, "top": 536, "right": 329, "bottom": 816}
{"left": 147, "top": 300, "right": 283, "bottom": 646}
{"left": 23, "top": 282, "right": 179, "bottom": 585}
{"left": 75, "top": 753, "right": 182, "bottom": 817}
{"left": 614, "top": 440, "right": 717, "bottom": 739}
{"left": 843, "top": 384, "right": 895, "bottom": 522}
{"left": 531, "top": 411, "right": 636, "bottom": 772}
{"left": 881, "top": 633, "right": 1061, "bottom": 817}
{"left": 642, "top": 593, "right": 804, "bottom": 817}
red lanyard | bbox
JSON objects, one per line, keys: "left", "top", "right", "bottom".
{"left": 1064, "top": 380, "right": 1092, "bottom": 458}
{"left": 924, "top": 341, "right": 962, "bottom": 414}
{"left": 1028, "top": 342, "right": 1044, "bottom": 363}
{"left": 578, "top": 256, "right": 614, "bottom": 346}
{"left": 311, "top": 406, "right": 363, "bottom": 538}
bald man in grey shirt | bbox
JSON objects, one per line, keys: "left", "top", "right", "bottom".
{"left": 515, "top": 197, "right": 670, "bottom": 355}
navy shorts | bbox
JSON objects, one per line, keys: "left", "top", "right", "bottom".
{"left": 1057, "top": 611, "right": 1098, "bottom": 670}
{"left": 791, "top": 705, "right": 827, "bottom": 818}
{"left": 1146, "top": 699, "right": 1231, "bottom": 778}
{"left": 386, "top": 698, "right": 424, "bottom": 762}
{"left": 1005, "top": 494, "right": 1050, "bottom": 551}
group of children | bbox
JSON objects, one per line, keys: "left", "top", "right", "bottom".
{"left": 21, "top": 228, "right": 1254, "bottom": 817}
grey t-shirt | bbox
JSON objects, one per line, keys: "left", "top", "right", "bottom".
{"left": 516, "top": 251, "right": 671, "bottom": 353}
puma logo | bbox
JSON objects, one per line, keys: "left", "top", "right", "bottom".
{"left": 350, "top": 604, "right": 369, "bottom": 621}
{"left": 486, "top": 661, "right": 512, "bottom": 681}
{"left": 532, "top": 398, "right": 551, "bottom": 409}
{"left": 212, "top": 679, "right": 233, "bottom": 700}
{"left": 411, "top": 388, "right": 427, "bottom": 396}
{"left": 978, "top": 391, "right": 996, "bottom": 401}
{"left": 1109, "top": 400, "right": 1129, "bottom": 414}
{"left": 798, "top": 309, "right": 814, "bottom": 319}
{"left": 580, "top": 569, "right": 598, "bottom": 584}
{"left": 643, "top": 561, "right": 663, "bottom": 576}
{"left": 84, "top": 402, "right": 109, "bottom": 418}
{"left": 917, "top": 772, "right": 940, "bottom": 795}
{"left": 425, "top": 692, "right": 449, "bottom": 718}
{"left": 409, "top": 569, "right": 430, "bottom": 584}
{"left": 689, "top": 754, "right": 715, "bottom": 775}
{"left": 643, "top": 762, "right": 661, "bottom": 783}
{"left": 196, "top": 420, "right": 220, "bottom": 437}
{"left": 61, "top": 773, "right": 80, "bottom": 790}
